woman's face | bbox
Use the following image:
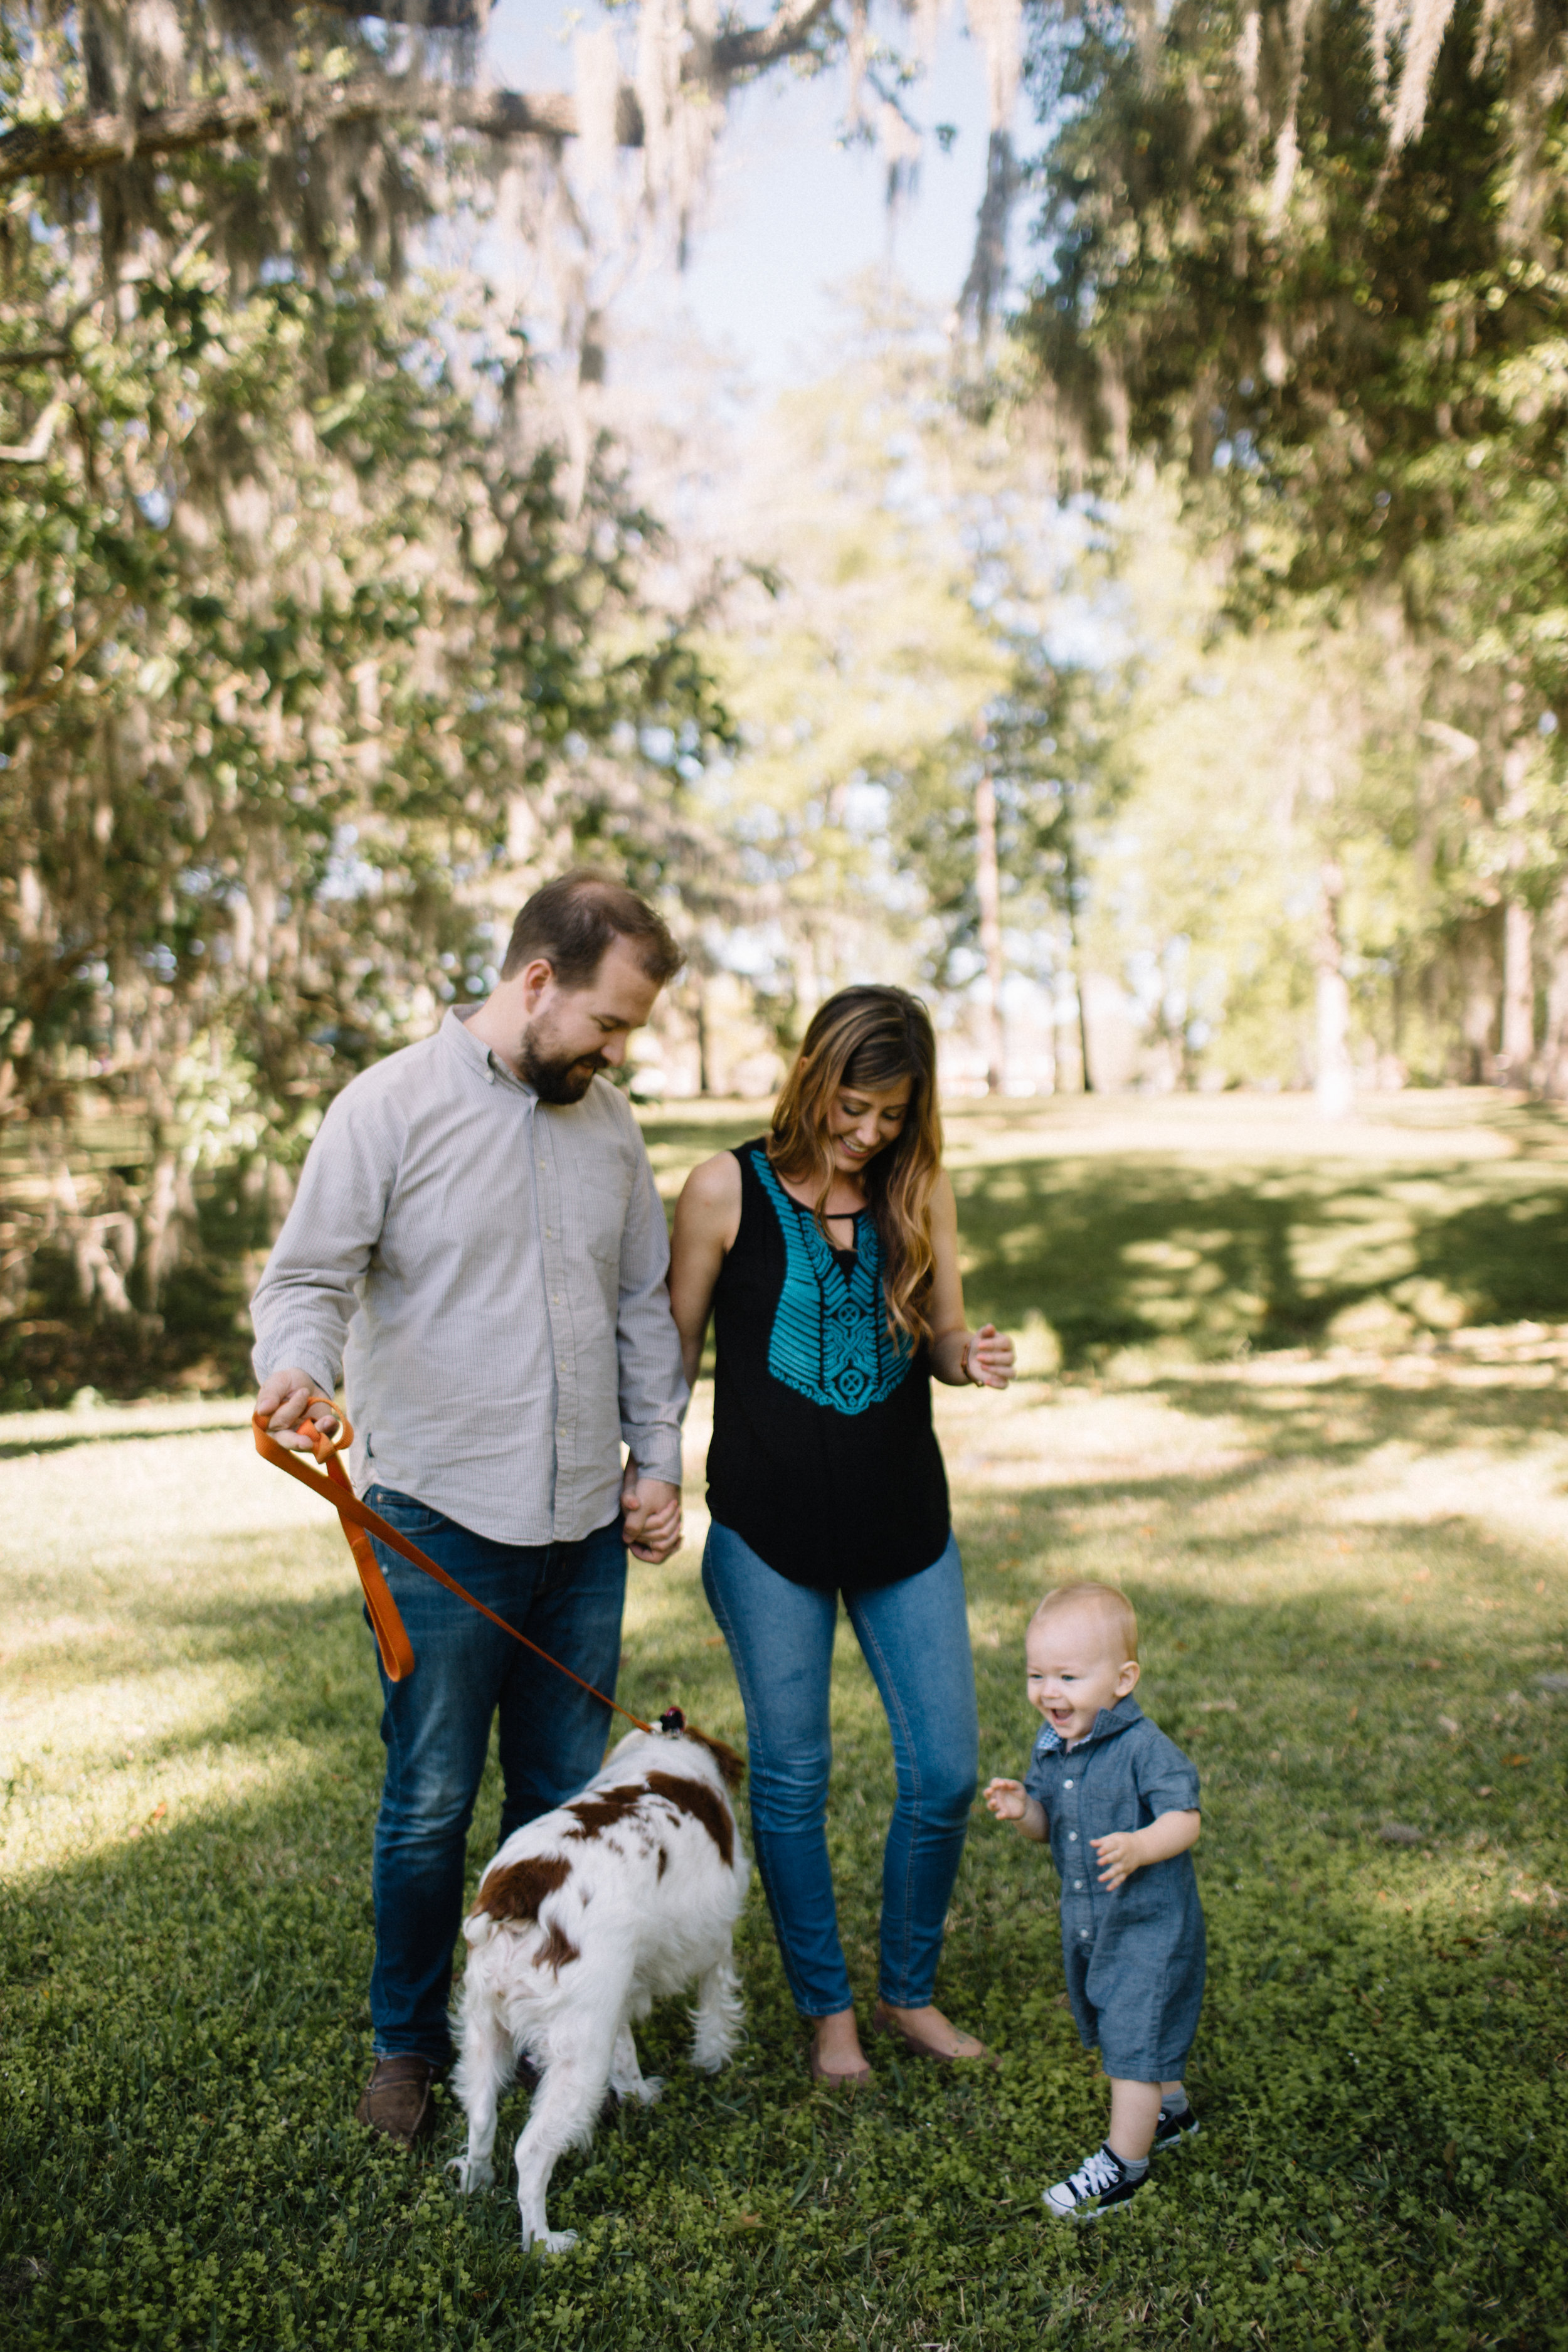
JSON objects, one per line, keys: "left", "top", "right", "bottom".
{"left": 824, "top": 1075, "right": 914, "bottom": 1175}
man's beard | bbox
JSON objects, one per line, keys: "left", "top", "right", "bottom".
{"left": 519, "top": 1034, "right": 606, "bottom": 1104}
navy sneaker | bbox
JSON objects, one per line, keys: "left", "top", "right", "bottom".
{"left": 1153, "top": 2104, "right": 1199, "bottom": 2151}
{"left": 1043, "top": 2143, "right": 1146, "bottom": 2222}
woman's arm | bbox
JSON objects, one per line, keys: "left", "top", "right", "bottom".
{"left": 924, "top": 1172, "right": 1015, "bottom": 1387}
{"left": 668, "top": 1152, "right": 743, "bottom": 1389}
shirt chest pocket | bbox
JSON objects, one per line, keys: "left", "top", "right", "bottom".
{"left": 576, "top": 1163, "right": 633, "bottom": 1270}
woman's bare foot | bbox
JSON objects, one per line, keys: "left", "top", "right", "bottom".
{"left": 872, "top": 2000, "right": 990, "bottom": 2062}
{"left": 810, "top": 2008, "right": 873, "bottom": 2085}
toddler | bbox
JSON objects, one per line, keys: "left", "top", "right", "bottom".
{"left": 985, "top": 1579, "right": 1204, "bottom": 2221}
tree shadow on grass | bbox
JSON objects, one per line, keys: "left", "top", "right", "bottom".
{"left": 951, "top": 1153, "right": 1568, "bottom": 1364}
{"left": 0, "top": 1417, "right": 252, "bottom": 1463}
{"left": 1145, "top": 1365, "right": 1568, "bottom": 1456}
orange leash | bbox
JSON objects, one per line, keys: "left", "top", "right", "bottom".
{"left": 252, "top": 1399, "right": 654, "bottom": 1732}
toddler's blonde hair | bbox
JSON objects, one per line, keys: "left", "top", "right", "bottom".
{"left": 1029, "top": 1581, "right": 1139, "bottom": 1663}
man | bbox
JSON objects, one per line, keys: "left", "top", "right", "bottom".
{"left": 252, "top": 870, "right": 688, "bottom": 2147}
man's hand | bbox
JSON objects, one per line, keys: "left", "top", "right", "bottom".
{"left": 1091, "top": 1830, "right": 1145, "bottom": 1890}
{"left": 619, "top": 1464, "right": 682, "bottom": 1564}
{"left": 255, "top": 1367, "right": 340, "bottom": 1452}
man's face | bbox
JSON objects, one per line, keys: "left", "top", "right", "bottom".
{"left": 1025, "top": 1607, "right": 1139, "bottom": 1747}
{"left": 517, "top": 935, "right": 662, "bottom": 1104}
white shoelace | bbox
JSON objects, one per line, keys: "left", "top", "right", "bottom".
{"left": 1066, "top": 2147, "right": 1122, "bottom": 2201}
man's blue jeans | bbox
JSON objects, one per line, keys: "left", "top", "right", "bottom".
{"left": 702, "top": 1522, "right": 978, "bottom": 2018}
{"left": 363, "top": 1488, "right": 626, "bottom": 2065}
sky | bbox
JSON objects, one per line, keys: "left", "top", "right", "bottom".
{"left": 485, "top": 1, "right": 1028, "bottom": 386}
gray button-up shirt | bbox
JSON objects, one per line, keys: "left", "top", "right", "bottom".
{"left": 250, "top": 1008, "right": 687, "bottom": 1545}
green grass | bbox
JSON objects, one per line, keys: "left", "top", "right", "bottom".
{"left": 3, "top": 1094, "right": 1567, "bottom": 2349}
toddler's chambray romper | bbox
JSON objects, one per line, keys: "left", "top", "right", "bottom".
{"left": 1023, "top": 1694, "right": 1205, "bottom": 2079}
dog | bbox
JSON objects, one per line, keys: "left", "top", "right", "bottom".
{"left": 448, "top": 1716, "right": 750, "bottom": 2252}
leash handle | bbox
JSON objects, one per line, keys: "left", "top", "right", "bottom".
{"left": 252, "top": 1398, "right": 654, "bottom": 1733}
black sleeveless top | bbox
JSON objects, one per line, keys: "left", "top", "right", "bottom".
{"left": 706, "top": 1142, "right": 950, "bottom": 1592}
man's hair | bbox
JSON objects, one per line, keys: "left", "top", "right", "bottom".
{"left": 1029, "top": 1581, "right": 1139, "bottom": 1663}
{"left": 501, "top": 869, "right": 684, "bottom": 990}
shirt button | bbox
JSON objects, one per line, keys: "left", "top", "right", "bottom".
{"left": 1064, "top": 1779, "right": 1074, "bottom": 1788}
{"left": 1068, "top": 1833, "right": 1078, "bottom": 1842}
{"left": 1075, "top": 1880, "right": 1084, "bottom": 1889}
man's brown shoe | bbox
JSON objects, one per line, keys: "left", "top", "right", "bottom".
{"left": 354, "top": 2055, "right": 441, "bottom": 2148}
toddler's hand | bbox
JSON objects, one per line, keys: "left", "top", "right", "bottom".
{"left": 1091, "top": 1831, "right": 1144, "bottom": 1890}
{"left": 983, "top": 1777, "right": 1029, "bottom": 1820}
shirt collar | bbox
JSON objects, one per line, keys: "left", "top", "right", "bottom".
{"left": 443, "top": 1005, "right": 536, "bottom": 1098}
{"left": 1032, "top": 1693, "right": 1145, "bottom": 1759}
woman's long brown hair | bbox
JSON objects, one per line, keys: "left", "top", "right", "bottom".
{"left": 768, "top": 987, "right": 943, "bottom": 1342}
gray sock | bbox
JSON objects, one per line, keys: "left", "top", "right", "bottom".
{"left": 1161, "top": 2084, "right": 1189, "bottom": 2116}
{"left": 1109, "top": 2144, "right": 1149, "bottom": 2181}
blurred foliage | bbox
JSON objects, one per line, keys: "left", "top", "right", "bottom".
{"left": 1017, "top": 0, "right": 1568, "bottom": 1084}
{"left": 0, "top": 3, "right": 732, "bottom": 1401}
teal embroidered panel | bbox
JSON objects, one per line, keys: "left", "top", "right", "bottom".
{"left": 752, "top": 1148, "right": 914, "bottom": 1415}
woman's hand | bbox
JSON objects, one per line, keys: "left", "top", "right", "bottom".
{"left": 961, "top": 1325, "right": 1014, "bottom": 1388}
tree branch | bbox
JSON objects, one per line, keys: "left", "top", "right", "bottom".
{"left": 0, "top": 4, "right": 843, "bottom": 188}
{"left": 304, "top": 0, "right": 486, "bottom": 26}
{"left": 0, "top": 396, "right": 68, "bottom": 465}
{"left": 0, "top": 77, "right": 622, "bottom": 187}
{"left": 298, "top": 0, "right": 842, "bottom": 62}
{"left": 712, "top": 0, "right": 840, "bottom": 77}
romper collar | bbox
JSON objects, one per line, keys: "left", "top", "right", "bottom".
{"left": 1032, "top": 1693, "right": 1145, "bottom": 1762}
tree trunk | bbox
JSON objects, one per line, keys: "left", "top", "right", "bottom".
{"left": 1539, "top": 876, "right": 1568, "bottom": 1100}
{"left": 1062, "top": 808, "right": 1093, "bottom": 1093}
{"left": 694, "top": 975, "right": 713, "bottom": 1098}
{"left": 1498, "top": 897, "right": 1535, "bottom": 1078}
{"left": 1459, "top": 921, "right": 1498, "bottom": 1082}
{"left": 975, "top": 771, "right": 1005, "bottom": 1094}
{"left": 140, "top": 1147, "right": 182, "bottom": 1310}
{"left": 1315, "top": 858, "right": 1355, "bottom": 1118}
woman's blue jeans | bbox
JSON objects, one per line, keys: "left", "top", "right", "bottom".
{"left": 702, "top": 1522, "right": 978, "bottom": 2018}
{"left": 363, "top": 1488, "right": 626, "bottom": 2066}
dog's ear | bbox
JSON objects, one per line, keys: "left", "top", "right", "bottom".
{"left": 683, "top": 1725, "right": 747, "bottom": 1788}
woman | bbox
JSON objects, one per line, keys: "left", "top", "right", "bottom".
{"left": 669, "top": 986, "right": 1014, "bottom": 2085}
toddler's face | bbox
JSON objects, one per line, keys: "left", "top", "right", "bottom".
{"left": 1025, "top": 1608, "right": 1140, "bottom": 1745}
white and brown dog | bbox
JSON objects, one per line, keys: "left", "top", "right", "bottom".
{"left": 448, "top": 1715, "right": 750, "bottom": 2252}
